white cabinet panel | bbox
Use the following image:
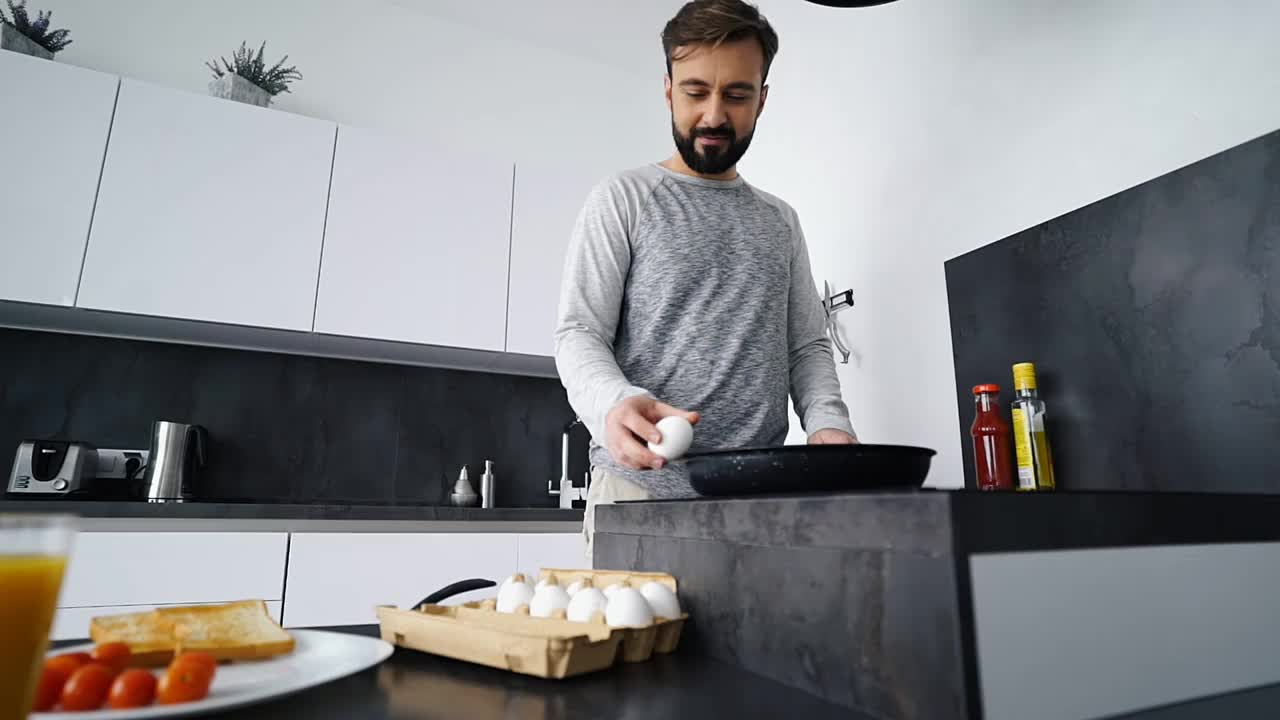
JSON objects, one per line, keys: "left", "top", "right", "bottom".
{"left": 282, "top": 533, "right": 516, "bottom": 627}
{"left": 516, "top": 532, "right": 589, "bottom": 575}
{"left": 52, "top": 601, "right": 282, "bottom": 642}
{"left": 506, "top": 162, "right": 601, "bottom": 356}
{"left": 0, "top": 52, "right": 118, "bottom": 306}
{"left": 314, "top": 126, "right": 512, "bottom": 351}
{"left": 77, "top": 79, "right": 334, "bottom": 330}
{"left": 58, "top": 532, "right": 287, "bottom": 608}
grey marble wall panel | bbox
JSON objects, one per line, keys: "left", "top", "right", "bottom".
{"left": 0, "top": 328, "right": 576, "bottom": 506}
{"left": 595, "top": 492, "right": 952, "bottom": 553}
{"left": 594, "top": 531, "right": 965, "bottom": 720}
{"left": 946, "top": 129, "right": 1280, "bottom": 491}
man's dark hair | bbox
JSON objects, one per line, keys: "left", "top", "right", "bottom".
{"left": 662, "top": 0, "right": 779, "bottom": 84}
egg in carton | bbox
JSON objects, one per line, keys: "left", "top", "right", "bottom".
{"left": 537, "top": 568, "right": 688, "bottom": 657}
{"left": 476, "top": 570, "right": 687, "bottom": 662}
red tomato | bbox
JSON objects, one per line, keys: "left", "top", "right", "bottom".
{"left": 59, "top": 663, "right": 115, "bottom": 711}
{"left": 91, "top": 642, "right": 133, "bottom": 674}
{"left": 107, "top": 669, "right": 158, "bottom": 709}
{"left": 44, "top": 652, "right": 91, "bottom": 677}
{"left": 30, "top": 665, "right": 69, "bottom": 712}
{"left": 156, "top": 652, "right": 217, "bottom": 705}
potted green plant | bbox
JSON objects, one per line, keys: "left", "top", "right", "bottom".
{"left": 206, "top": 41, "right": 301, "bottom": 108}
{"left": 0, "top": 0, "right": 71, "bottom": 60}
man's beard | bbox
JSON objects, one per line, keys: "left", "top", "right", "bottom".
{"left": 672, "top": 119, "right": 754, "bottom": 176}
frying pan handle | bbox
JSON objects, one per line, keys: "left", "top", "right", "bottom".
{"left": 413, "top": 578, "right": 496, "bottom": 609}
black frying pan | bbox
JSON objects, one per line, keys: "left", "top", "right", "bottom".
{"left": 680, "top": 444, "right": 935, "bottom": 497}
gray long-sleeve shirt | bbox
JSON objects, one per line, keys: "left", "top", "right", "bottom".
{"left": 554, "top": 163, "right": 854, "bottom": 497}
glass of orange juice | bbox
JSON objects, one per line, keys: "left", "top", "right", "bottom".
{"left": 0, "top": 514, "right": 76, "bottom": 719}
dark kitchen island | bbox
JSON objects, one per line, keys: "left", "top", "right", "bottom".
{"left": 593, "top": 489, "right": 1280, "bottom": 720}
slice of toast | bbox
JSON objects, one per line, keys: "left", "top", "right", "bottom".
{"left": 90, "top": 599, "right": 295, "bottom": 666}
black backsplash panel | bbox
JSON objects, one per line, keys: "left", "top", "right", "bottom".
{"left": 946, "top": 129, "right": 1280, "bottom": 492}
{"left": 0, "top": 328, "right": 579, "bottom": 506}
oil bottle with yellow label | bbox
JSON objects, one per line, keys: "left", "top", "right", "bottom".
{"left": 1010, "top": 362, "right": 1056, "bottom": 491}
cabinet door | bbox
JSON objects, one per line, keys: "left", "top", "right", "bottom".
{"left": 506, "top": 162, "right": 601, "bottom": 356}
{"left": 516, "top": 533, "right": 589, "bottom": 576}
{"left": 58, "top": 532, "right": 288, "bottom": 607}
{"left": 314, "top": 126, "right": 512, "bottom": 351}
{"left": 282, "top": 533, "right": 517, "bottom": 627}
{"left": 77, "top": 79, "right": 335, "bottom": 331}
{"left": 0, "top": 52, "right": 118, "bottom": 306}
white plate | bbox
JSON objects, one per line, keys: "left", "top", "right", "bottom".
{"left": 34, "top": 630, "right": 393, "bottom": 719}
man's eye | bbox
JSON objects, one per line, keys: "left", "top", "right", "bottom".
{"left": 685, "top": 91, "right": 708, "bottom": 99}
{"left": 726, "top": 94, "right": 749, "bottom": 102}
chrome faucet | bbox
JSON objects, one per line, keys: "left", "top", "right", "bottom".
{"left": 549, "top": 418, "right": 590, "bottom": 509}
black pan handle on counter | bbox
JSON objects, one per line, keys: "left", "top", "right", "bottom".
{"left": 413, "top": 578, "right": 496, "bottom": 610}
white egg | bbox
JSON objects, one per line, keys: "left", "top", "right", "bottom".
{"left": 535, "top": 578, "right": 555, "bottom": 590}
{"left": 498, "top": 574, "right": 526, "bottom": 593}
{"left": 647, "top": 416, "right": 694, "bottom": 460}
{"left": 605, "top": 587, "right": 656, "bottom": 628}
{"left": 566, "top": 579, "right": 587, "bottom": 597}
{"left": 602, "top": 582, "right": 624, "bottom": 599}
{"left": 496, "top": 575, "right": 534, "bottom": 613}
{"left": 639, "top": 581, "right": 682, "bottom": 619}
{"left": 529, "top": 584, "right": 572, "bottom": 617}
{"left": 566, "top": 587, "right": 609, "bottom": 623}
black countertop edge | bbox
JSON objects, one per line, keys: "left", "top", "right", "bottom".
{"left": 0, "top": 499, "right": 583, "bottom": 523}
{"left": 598, "top": 489, "right": 1280, "bottom": 554}
{"left": 949, "top": 490, "right": 1280, "bottom": 554}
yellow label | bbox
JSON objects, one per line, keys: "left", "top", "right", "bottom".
{"left": 1011, "top": 408, "right": 1036, "bottom": 490}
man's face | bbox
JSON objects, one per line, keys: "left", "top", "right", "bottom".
{"left": 665, "top": 39, "right": 768, "bottom": 176}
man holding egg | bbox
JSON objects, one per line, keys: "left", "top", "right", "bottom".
{"left": 554, "top": 0, "right": 856, "bottom": 551}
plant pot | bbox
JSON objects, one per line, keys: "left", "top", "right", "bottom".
{"left": 208, "top": 73, "right": 272, "bottom": 108}
{"left": 0, "top": 23, "right": 54, "bottom": 60}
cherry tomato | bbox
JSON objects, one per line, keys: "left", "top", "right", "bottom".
{"left": 30, "top": 665, "right": 69, "bottom": 712}
{"left": 156, "top": 652, "right": 216, "bottom": 705}
{"left": 44, "top": 652, "right": 92, "bottom": 677}
{"left": 59, "top": 663, "right": 115, "bottom": 711}
{"left": 91, "top": 642, "right": 133, "bottom": 674}
{"left": 107, "top": 669, "right": 158, "bottom": 709}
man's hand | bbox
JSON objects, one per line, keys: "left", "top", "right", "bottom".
{"left": 605, "top": 396, "right": 700, "bottom": 470}
{"left": 808, "top": 428, "right": 858, "bottom": 445}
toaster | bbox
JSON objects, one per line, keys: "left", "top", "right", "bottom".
{"left": 8, "top": 440, "right": 99, "bottom": 496}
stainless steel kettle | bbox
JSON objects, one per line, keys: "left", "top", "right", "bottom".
{"left": 142, "top": 421, "right": 207, "bottom": 503}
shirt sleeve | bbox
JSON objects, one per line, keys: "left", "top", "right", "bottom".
{"left": 785, "top": 212, "right": 857, "bottom": 439}
{"left": 553, "top": 179, "right": 653, "bottom": 445}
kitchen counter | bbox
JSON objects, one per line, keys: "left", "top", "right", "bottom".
{"left": 55, "top": 625, "right": 866, "bottom": 720}
{"left": 50, "top": 625, "right": 1280, "bottom": 719}
{"left": 0, "top": 499, "right": 582, "bottom": 532}
{"left": 595, "top": 490, "right": 1280, "bottom": 720}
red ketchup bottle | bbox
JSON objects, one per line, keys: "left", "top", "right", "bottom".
{"left": 971, "top": 384, "right": 1014, "bottom": 490}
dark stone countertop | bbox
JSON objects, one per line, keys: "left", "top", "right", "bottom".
{"left": 57, "top": 625, "right": 867, "bottom": 720}
{"left": 49, "top": 626, "right": 1280, "bottom": 719}
{"left": 603, "top": 489, "right": 1280, "bottom": 553}
{"left": 0, "top": 499, "right": 583, "bottom": 532}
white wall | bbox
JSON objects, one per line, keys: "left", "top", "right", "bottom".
{"left": 749, "top": 0, "right": 1280, "bottom": 484}
{"left": 42, "top": 0, "right": 1280, "bottom": 485}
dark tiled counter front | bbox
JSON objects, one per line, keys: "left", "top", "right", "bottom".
{"left": 0, "top": 499, "right": 582, "bottom": 532}
{"left": 593, "top": 490, "right": 1280, "bottom": 720}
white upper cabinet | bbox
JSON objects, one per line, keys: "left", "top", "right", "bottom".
{"left": 507, "top": 162, "right": 600, "bottom": 357}
{"left": 314, "top": 126, "right": 512, "bottom": 351}
{"left": 77, "top": 79, "right": 335, "bottom": 331}
{"left": 0, "top": 52, "right": 118, "bottom": 307}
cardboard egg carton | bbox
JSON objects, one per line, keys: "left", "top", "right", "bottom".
{"left": 376, "top": 568, "right": 688, "bottom": 679}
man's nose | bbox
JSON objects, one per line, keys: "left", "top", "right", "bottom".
{"left": 701, "top": 96, "right": 728, "bottom": 129}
